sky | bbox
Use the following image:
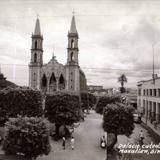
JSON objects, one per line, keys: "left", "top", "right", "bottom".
{"left": 0, "top": 0, "right": 160, "bottom": 88}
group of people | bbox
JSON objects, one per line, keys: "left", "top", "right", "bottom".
{"left": 62, "top": 134, "right": 107, "bottom": 150}
{"left": 61, "top": 130, "right": 144, "bottom": 152}
{"left": 62, "top": 136, "right": 75, "bottom": 150}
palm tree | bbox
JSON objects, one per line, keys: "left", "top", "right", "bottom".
{"left": 118, "top": 74, "right": 127, "bottom": 93}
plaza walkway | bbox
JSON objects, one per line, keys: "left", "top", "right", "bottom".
{"left": 38, "top": 110, "right": 106, "bottom": 160}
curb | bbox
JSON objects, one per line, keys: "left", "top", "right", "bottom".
{"left": 140, "top": 122, "right": 160, "bottom": 143}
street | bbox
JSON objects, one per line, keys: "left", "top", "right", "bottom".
{"left": 38, "top": 110, "right": 106, "bottom": 160}
{"left": 0, "top": 110, "right": 159, "bottom": 160}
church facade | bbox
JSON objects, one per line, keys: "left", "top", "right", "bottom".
{"left": 29, "top": 16, "right": 87, "bottom": 94}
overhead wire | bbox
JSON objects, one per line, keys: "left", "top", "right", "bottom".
{"left": 0, "top": 63, "right": 157, "bottom": 73}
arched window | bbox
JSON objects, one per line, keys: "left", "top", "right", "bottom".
{"left": 35, "top": 41, "right": 37, "bottom": 49}
{"left": 59, "top": 75, "right": 64, "bottom": 84}
{"left": 34, "top": 53, "right": 37, "bottom": 63}
{"left": 71, "top": 39, "right": 74, "bottom": 48}
{"left": 71, "top": 52, "right": 74, "bottom": 61}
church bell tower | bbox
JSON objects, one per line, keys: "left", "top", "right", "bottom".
{"left": 29, "top": 17, "right": 43, "bottom": 89}
{"left": 66, "top": 15, "right": 80, "bottom": 92}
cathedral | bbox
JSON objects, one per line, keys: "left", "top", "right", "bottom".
{"left": 29, "top": 15, "right": 87, "bottom": 94}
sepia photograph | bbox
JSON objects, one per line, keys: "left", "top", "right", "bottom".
{"left": 0, "top": 0, "right": 160, "bottom": 160}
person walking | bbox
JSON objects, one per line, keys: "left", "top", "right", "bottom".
{"left": 139, "top": 130, "right": 144, "bottom": 145}
{"left": 62, "top": 136, "right": 66, "bottom": 149}
{"left": 70, "top": 136, "right": 75, "bottom": 150}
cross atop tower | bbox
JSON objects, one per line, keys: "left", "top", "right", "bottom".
{"left": 52, "top": 51, "right": 56, "bottom": 60}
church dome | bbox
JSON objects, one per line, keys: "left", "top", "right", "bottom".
{"left": 0, "top": 72, "right": 17, "bottom": 90}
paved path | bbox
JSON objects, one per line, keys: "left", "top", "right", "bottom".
{"left": 38, "top": 110, "right": 106, "bottom": 160}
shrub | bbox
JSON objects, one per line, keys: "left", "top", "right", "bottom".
{"left": 0, "top": 87, "right": 43, "bottom": 126}
{"left": 2, "top": 116, "right": 51, "bottom": 160}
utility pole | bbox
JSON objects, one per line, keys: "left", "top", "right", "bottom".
{"left": 106, "top": 131, "right": 108, "bottom": 160}
{"left": 152, "top": 43, "right": 155, "bottom": 84}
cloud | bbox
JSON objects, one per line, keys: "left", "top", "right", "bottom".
{"left": 1, "top": 0, "right": 160, "bottom": 88}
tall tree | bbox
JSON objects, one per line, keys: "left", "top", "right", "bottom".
{"left": 80, "top": 92, "right": 96, "bottom": 112}
{"left": 118, "top": 74, "right": 127, "bottom": 93}
{"left": 45, "top": 92, "right": 81, "bottom": 139}
{"left": 103, "top": 103, "right": 134, "bottom": 152}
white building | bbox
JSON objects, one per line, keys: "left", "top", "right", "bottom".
{"left": 137, "top": 77, "right": 160, "bottom": 124}
{"left": 88, "top": 85, "right": 103, "bottom": 91}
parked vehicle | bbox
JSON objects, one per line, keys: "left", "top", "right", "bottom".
{"left": 100, "top": 136, "right": 106, "bottom": 149}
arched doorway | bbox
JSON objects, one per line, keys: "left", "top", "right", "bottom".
{"left": 49, "top": 73, "right": 56, "bottom": 92}
{"left": 59, "top": 74, "right": 65, "bottom": 90}
{"left": 42, "top": 74, "right": 47, "bottom": 92}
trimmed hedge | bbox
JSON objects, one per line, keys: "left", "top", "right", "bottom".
{"left": 0, "top": 87, "right": 43, "bottom": 126}
{"left": 3, "top": 116, "right": 51, "bottom": 159}
{"left": 103, "top": 103, "right": 134, "bottom": 135}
